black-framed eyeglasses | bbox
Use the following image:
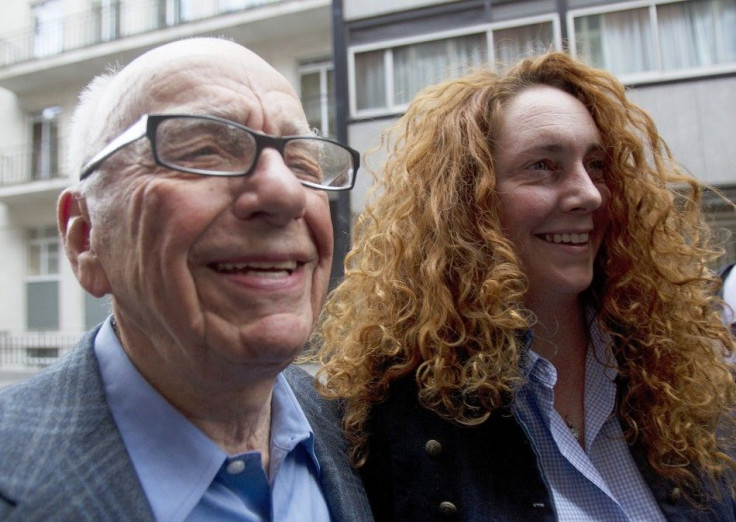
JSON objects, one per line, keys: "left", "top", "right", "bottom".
{"left": 79, "top": 113, "right": 360, "bottom": 191}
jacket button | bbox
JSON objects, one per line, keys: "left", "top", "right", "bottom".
{"left": 669, "top": 487, "right": 682, "bottom": 503}
{"left": 425, "top": 439, "right": 443, "bottom": 457}
{"left": 439, "top": 501, "right": 457, "bottom": 518}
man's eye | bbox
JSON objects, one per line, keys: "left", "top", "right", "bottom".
{"left": 290, "top": 161, "right": 322, "bottom": 181}
{"left": 183, "top": 146, "right": 219, "bottom": 158}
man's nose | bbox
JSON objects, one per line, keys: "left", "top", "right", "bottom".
{"left": 230, "top": 148, "right": 308, "bottom": 224}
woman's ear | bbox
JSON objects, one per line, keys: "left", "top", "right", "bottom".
{"left": 57, "top": 189, "right": 111, "bottom": 298}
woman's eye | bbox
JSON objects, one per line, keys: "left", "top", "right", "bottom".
{"left": 529, "top": 160, "right": 552, "bottom": 171}
{"left": 586, "top": 159, "right": 607, "bottom": 180}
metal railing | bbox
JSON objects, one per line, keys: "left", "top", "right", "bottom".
{"left": 0, "top": 331, "right": 81, "bottom": 368}
{"left": 0, "top": 144, "right": 66, "bottom": 187}
{"left": 0, "top": 0, "right": 282, "bottom": 69}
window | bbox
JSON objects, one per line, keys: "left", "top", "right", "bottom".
{"left": 392, "top": 33, "right": 486, "bottom": 106}
{"left": 300, "top": 61, "right": 335, "bottom": 138}
{"left": 350, "top": 17, "right": 559, "bottom": 117}
{"left": 30, "top": 106, "right": 61, "bottom": 181}
{"left": 493, "top": 20, "right": 555, "bottom": 65}
{"left": 26, "top": 226, "right": 60, "bottom": 331}
{"left": 33, "top": 0, "right": 63, "bottom": 58}
{"left": 93, "top": 0, "right": 120, "bottom": 42}
{"left": 570, "top": 0, "right": 736, "bottom": 80}
{"left": 218, "top": 0, "right": 276, "bottom": 12}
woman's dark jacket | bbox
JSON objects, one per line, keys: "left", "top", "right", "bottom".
{"left": 361, "top": 376, "right": 735, "bottom": 521}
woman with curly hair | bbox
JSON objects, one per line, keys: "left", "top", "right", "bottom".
{"left": 313, "top": 51, "right": 736, "bottom": 521}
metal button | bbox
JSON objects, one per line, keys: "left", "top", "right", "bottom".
{"left": 669, "top": 487, "right": 682, "bottom": 503}
{"left": 425, "top": 439, "right": 443, "bottom": 457}
{"left": 226, "top": 460, "right": 246, "bottom": 475}
{"left": 439, "top": 501, "right": 457, "bottom": 517}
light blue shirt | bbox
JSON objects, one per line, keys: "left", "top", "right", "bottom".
{"left": 94, "top": 317, "right": 331, "bottom": 521}
{"left": 514, "top": 315, "right": 666, "bottom": 521}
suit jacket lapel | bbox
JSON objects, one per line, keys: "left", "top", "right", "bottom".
{"left": 283, "top": 366, "right": 373, "bottom": 522}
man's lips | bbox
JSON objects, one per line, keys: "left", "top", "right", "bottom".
{"left": 542, "top": 232, "right": 590, "bottom": 245}
{"left": 210, "top": 260, "right": 300, "bottom": 278}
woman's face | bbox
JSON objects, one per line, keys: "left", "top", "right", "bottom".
{"left": 494, "top": 85, "right": 611, "bottom": 307}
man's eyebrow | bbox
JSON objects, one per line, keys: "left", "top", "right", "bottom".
{"left": 282, "top": 121, "right": 313, "bottom": 136}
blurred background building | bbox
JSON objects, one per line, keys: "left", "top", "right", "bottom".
{"left": 1, "top": 0, "right": 735, "bottom": 382}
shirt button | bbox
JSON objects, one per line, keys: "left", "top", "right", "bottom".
{"left": 439, "top": 501, "right": 457, "bottom": 518}
{"left": 226, "top": 460, "right": 246, "bottom": 475}
{"left": 425, "top": 439, "right": 443, "bottom": 457}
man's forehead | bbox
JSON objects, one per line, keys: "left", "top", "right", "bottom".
{"left": 108, "top": 39, "right": 303, "bottom": 130}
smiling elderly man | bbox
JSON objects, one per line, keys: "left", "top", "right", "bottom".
{"left": 0, "top": 38, "right": 372, "bottom": 521}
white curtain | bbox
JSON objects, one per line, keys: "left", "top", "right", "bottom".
{"left": 658, "top": 0, "right": 736, "bottom": 70}
{"left": 494, "top": 22, "right": 554, "bottom": 67}
{"left": 392, "top": 33, "right": 486, "bottom": 106}
{"left": 600, "top": 7, "right": 654, "bottom": 75}
{"left": 355, "top": 50, "right": 387, "bottom": 111}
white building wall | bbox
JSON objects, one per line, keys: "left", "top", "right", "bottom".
{"left": 628, "top": 77, "right": 736, "bottom": 186}
{"left": 0, "top": 0, "right": 333, "bottom": 342}
{"left": 344, "top": 0, "right": 460, "bottom": 21}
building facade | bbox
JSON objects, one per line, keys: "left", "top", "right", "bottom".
{"left": 1, "top": 0, "right": 735, "bottom": 377}
{"left": 0, "top": 0, "right": 338, "bottom": 375}
{"left": 335, "top": 0, "right": 736, "bottom": 253}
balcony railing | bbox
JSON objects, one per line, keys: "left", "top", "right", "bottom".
{"left": 0, "top": 144, "right": 66, "bottom": 188}
{"left": 0, "top": 0, "right": 282, "bottom": 69}
{"left": 0, "top": 331, "right": 81, "bottom": 368}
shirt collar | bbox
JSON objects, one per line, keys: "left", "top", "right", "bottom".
{"left": 94, "top": 317, "right": 319, "bottom": 522}
{"left": 518, "top": 304, "right": 619, "bottom": 384}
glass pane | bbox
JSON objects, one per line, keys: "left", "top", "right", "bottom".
{"left": 28, "top": 245, "right": 41, "bottom": 276}
{"left": 355, "top": 50, "right": 386, "bottom": 111}
{"left": 32, "top": 120, "right": 44, "bottom": 180}
{"left": 27, "top": 281, "right": 59, "bottom": 331}
{"left": 94, "top": 0, "right": 120, "bottom": 41}
{"left": 494, "top": 22, "right": 553, "bottom": 66}
{"left": 300, "top": 72, "right": 322, "bottom": 133}
{"left": 46, "top": 242, "right": 59, "bottom": 275}
{"left": 574, "top": 7, "right": 654, "bottom": 75}
{"left": 658, "top": 0, "right": 736, "bottom": 70}
{"left": 48, "top": 118, "right": 58, "bottom": 177}
{"left": 43, "top": 225, "right": 57, "bottom": 238}
{"left": 33, "top": 0, "right": 64, "bottom": 58}
{"left": 393, "top": 33, "right": 486, "bottom": 106}
{"left": 327, "top": 68, "right": 335, "bottom": 138}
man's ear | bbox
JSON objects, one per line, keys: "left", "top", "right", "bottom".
{"left": 57, "top": 188, "right": 111, "bottom": 298}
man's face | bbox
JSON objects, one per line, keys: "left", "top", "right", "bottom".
{"left": 83, "top": 42, "right": 333, "bottom": 380}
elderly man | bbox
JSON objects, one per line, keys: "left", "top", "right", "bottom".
{"left": 0, "top": 38, "right": 372, "bottom": 521}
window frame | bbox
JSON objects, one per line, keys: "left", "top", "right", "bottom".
{"left": 299, "top": 59, "right": 335, "bottom": 138}
{"left": 348, "top": 14, "right": 562, "bottom": 119}
{"left": 567, "top": 0, "right": 736, "bottom": 84}
{"left": 26, "top": 225, "right": 60, "bottom": 280}
{"left": 25, "top": 225, "right": 60, "bottom": 332}
{"left": 30, "top": 106, "right": 61, "bottom": 181}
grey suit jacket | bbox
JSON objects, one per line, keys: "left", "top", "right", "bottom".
{"left": 0, "top": 325, "right": 373, "bottom": 521}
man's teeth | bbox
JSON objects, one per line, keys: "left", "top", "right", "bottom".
{"left": 544, "top": 233, "right": 589, "bottom": 244}
{"left": 215, "top": 261, "right": 297, "bottom": 275}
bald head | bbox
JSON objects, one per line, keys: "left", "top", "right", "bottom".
{"left": 69, "top": 38, "right": 301, "bottom": 182}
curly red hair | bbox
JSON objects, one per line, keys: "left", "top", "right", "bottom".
{"left": 312, "top": 51, "right": 736, "bottom": 500}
